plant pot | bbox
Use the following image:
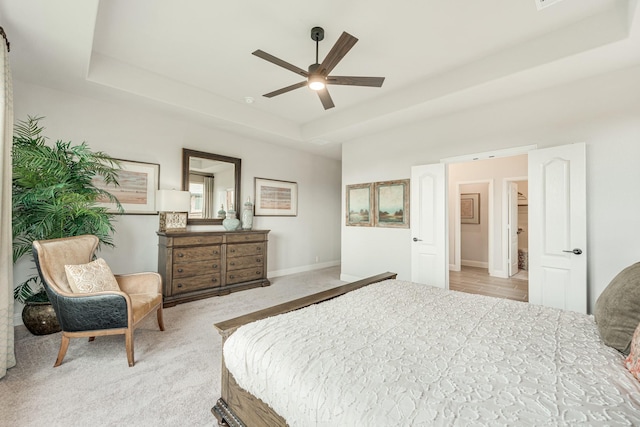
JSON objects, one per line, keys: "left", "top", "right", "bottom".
{"left": 22, "top": 299, "right": 61, "bottom": 335}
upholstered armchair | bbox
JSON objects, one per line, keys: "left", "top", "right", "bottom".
{"left": 32, "top": 235, "right": 165, "bottom": 367}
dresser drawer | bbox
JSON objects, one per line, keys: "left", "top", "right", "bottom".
{"left": 227, "top": 255, "right": 264, "bottom": 271}
{"left": 173, "top": 260, "right": 221, "bottom": 278}
{"left": 227, "top": 243, "right": 264, "bottom": 258}
{"left": 172, "top": 274, "right": 221, "bottom": 294}
{"left": 173, "top": 246, "right": 221, "bottom": 263}
{"left": 226, "top": 268, "right": 263, "bottom": 285}
{"left": 226, "top": 233, "right": 266, "bottom": 243}
{"left": 173, "top": 235, "right": 224, "bottom": 246}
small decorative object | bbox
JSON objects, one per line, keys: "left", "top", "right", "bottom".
{"left": 157, "top": 189, "right": 191, "bottom": 232}
{"left": 218, "top": 204, "right": 226, "bottom": 219}
{"left": 223, "top": 208, "right": 240, "bottom": 231}
{"left": 242, "top": 197, "right": 254, "bottom": 230}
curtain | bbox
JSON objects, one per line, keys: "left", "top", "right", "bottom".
{"left": 0, "top": 27, "right": 15, "bottom": 378}
{"left": 203, "top": 176, "right": 215, "bottom": 218}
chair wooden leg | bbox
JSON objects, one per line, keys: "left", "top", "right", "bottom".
{"left": 54, "top": 334, "right": 70, "bottom": 367}
{"left": 125, "top": 329, "right": 134, "bottom": 367}
{"left": 157, "top": 305, "right": 165, "bottom": 331}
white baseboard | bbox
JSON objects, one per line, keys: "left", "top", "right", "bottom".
{"left": 461, "top": 260, "right": 488, "bottom": 269}
{"left": 449, "top": 264, "right": 461, "bottom": 272}
{"left": 268, "top": 260, "right": 340, "bottom": 279}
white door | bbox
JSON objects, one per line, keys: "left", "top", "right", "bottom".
{"left": 508, "top": 182, "right": 519, "bottom": 277}
{"left": 528, "top": 143, "right": 586, "bottom": 313}
{"left": 411, "top": 164, "right": 447, "bottom": 288}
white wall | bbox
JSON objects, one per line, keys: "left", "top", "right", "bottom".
{"left": 12, "top": 81, "right": 342, "bottom": 323}
{"left": 342, "top": 63, "right": 640, "bottom": 313}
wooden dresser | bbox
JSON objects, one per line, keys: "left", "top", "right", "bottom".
{"left": 157, "top": 230, "right": 270, "bottom": 307}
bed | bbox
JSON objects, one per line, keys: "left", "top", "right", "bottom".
{"left": 212, "top": 272, "right": 640, "bottom": 426}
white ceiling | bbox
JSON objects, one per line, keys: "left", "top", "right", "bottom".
{"left": 3, "top": 0, "right": 640, "bottom": 159}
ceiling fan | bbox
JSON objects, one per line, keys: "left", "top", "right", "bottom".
{"left": 252, "top": 27, "right": 385, "bottom": 110}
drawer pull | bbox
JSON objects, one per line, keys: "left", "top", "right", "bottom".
{"left": 212, "top": 278, "right": 218, "bottom": 283}
{"left": 213, "top": 264, "right": 218, "bottom": 268}
{"left": 178, "top": 253, "right": 184, "bottom": 257}
{"left": 177, "top": 268, "right": 184, "bottom": 273}
{"left": 230, "top": 249, "right": 235, "bottom": 253}
{"left": 213, "top": 250, "right": 219, "bottom": 255}
{"left": 256, "top": 247, "right": 261, "bottom": 251}
{"left": 255, "top": 271, "right": 261, "bottom": 275}
{"left": 229, "top": 275, "right": 234, "bottom": 279}
{"left": 230, "top": 262, "right": 235, "bottom": 266}
{"left": 177, "top": 283, "right": 183, "bottom": 288}
{"left": 256, "top": 258, "right": 262, "bottom": 262}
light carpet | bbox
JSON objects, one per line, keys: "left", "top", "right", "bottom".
{"left": 0, "top": 266, "right": 344, "bottom": 426}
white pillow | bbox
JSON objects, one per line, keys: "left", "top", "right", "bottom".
{"left": 64, "top": 258, "right": 120, "bottom": 294}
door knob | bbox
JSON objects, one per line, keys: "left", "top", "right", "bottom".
{"left": 562, "top": 248, "right": 583, "bottom": 255}
{"left": 413, "top": 237, "right": 422, "bottom": 242}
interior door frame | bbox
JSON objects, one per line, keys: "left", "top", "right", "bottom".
{"left": 442, "top": 145, "right": 536, "bottom": 281}
{"left": 503, "top": 176, "right": 528, "bottom": 277}
{"left": 452, "top": 180, "right": 493, "bottom": 275}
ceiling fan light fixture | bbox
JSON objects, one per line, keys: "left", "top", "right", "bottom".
{"left": 308, "top": 74, "right": 326, "bottom": 91}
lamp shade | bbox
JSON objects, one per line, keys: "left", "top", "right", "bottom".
{"left": 156, "top": 189, "right": 190, "bottom": 212}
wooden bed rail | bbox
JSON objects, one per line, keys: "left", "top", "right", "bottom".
{"left": 214, "top": 271, "right": 397, "bottom": 339}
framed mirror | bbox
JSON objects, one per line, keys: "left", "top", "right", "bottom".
{"left": 182, "top": 148, "right": 241, "bottom": 225}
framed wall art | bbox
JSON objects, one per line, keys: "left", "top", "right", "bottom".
{"left": 460, "top": 193, "right": 480, "bottom": 224}
{"left": 345, "top": 183, "right": 373, "bottom": 227}
{"left": 93, "top": 159, "right": 160, "bottom": 214}
{"left": 374, "top": 179, "right": 410, "bottom": 228}
{"left": 254, "top": 177, "right": 298, "bottom": 216}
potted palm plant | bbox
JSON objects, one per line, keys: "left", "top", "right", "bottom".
{"left": 12, "top": 116, "right": 122, "bottom": 334}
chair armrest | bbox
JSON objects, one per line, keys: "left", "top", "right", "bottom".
{"left": 115, "top": 272, "right": 162, "bottom": 295}
{"left": 47, "top": 291, "right": 130, "bottom": 332}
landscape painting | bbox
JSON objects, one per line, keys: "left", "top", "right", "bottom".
{"left": 346, "top": 183, "right": 373, "bottom": 226}
{"left": 374, "top": 179, "right": 409, "bottom": 228}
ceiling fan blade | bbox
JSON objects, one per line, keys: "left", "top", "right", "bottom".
{"left": 263, "top": 81, "right": 308, "bottom": 98}
{"left": 252, "top": 50, "right": 309, "bottom": 78}
{"left": 326, "top": 76, "right": 385, "bottom": 87}
{"left": 318, "top": 32, "right": 358, "bottom": 76}
{"left": 317, "top": 88, "right": 335, "bottom": 110}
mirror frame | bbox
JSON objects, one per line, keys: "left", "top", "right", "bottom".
{"left": 182, "top": 148, "right": 242, "bottom": 226}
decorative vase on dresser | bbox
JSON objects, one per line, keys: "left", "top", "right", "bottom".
{"left": 157, "top": 230, "right": 270, "bottom": 307}
{"left": 242, "top": 197, "right": 254, "bottom": 230}
{"left": 223, "top": 209, "right": 240, "bottom": 231}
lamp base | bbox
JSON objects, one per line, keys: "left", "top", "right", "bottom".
{"left": 159, "top": 212, "right": 187, "bottom": 232}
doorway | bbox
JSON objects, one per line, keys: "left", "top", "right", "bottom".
{"left": 411, "top": 142, "right": 586, "bottom": 312}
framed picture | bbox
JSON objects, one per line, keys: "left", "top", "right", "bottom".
{"left": 254, "top": 177, "right": 298, "bottom": 216}
{"left": 374, "top": 179, "right": 410, "bottom": 228}
{"left": 460, "top": 193, "right": 480, "bottom": 224}
{"left": 346, "top": 183, "right": 373, "bottom": 226}
{"left": 93, "top": 159, "right": 160, "bottom": 214}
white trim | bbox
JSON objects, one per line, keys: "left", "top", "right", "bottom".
{"left": 441, "top": 144, "right": 537, "bottom": 164}
{"left": 268, "top": 260, "right": 340, "bottom": 278}
{"left": 461, "top": 260, "right": 489, "bottom": 268}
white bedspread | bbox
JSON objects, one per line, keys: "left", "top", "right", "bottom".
{"left": 223, "top": 280, "right": 640, "bottom": 426}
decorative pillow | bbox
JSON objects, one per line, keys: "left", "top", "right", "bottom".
{"left": 625, "top": 322, "right": 640, "bottom": 380}
{"left": 64, "top": 258, "right": 120, "bottom": 294}
{"left": 594, "top": 262, "right": 640, "bottom": 355}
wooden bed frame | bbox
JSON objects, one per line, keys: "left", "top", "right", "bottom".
{"left": 211, "top": 271, "right": 398, "bottom": 427}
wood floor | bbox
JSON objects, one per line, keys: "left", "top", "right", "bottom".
{"left": 449, "top": 266, "right": 528, "bottom": 302}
